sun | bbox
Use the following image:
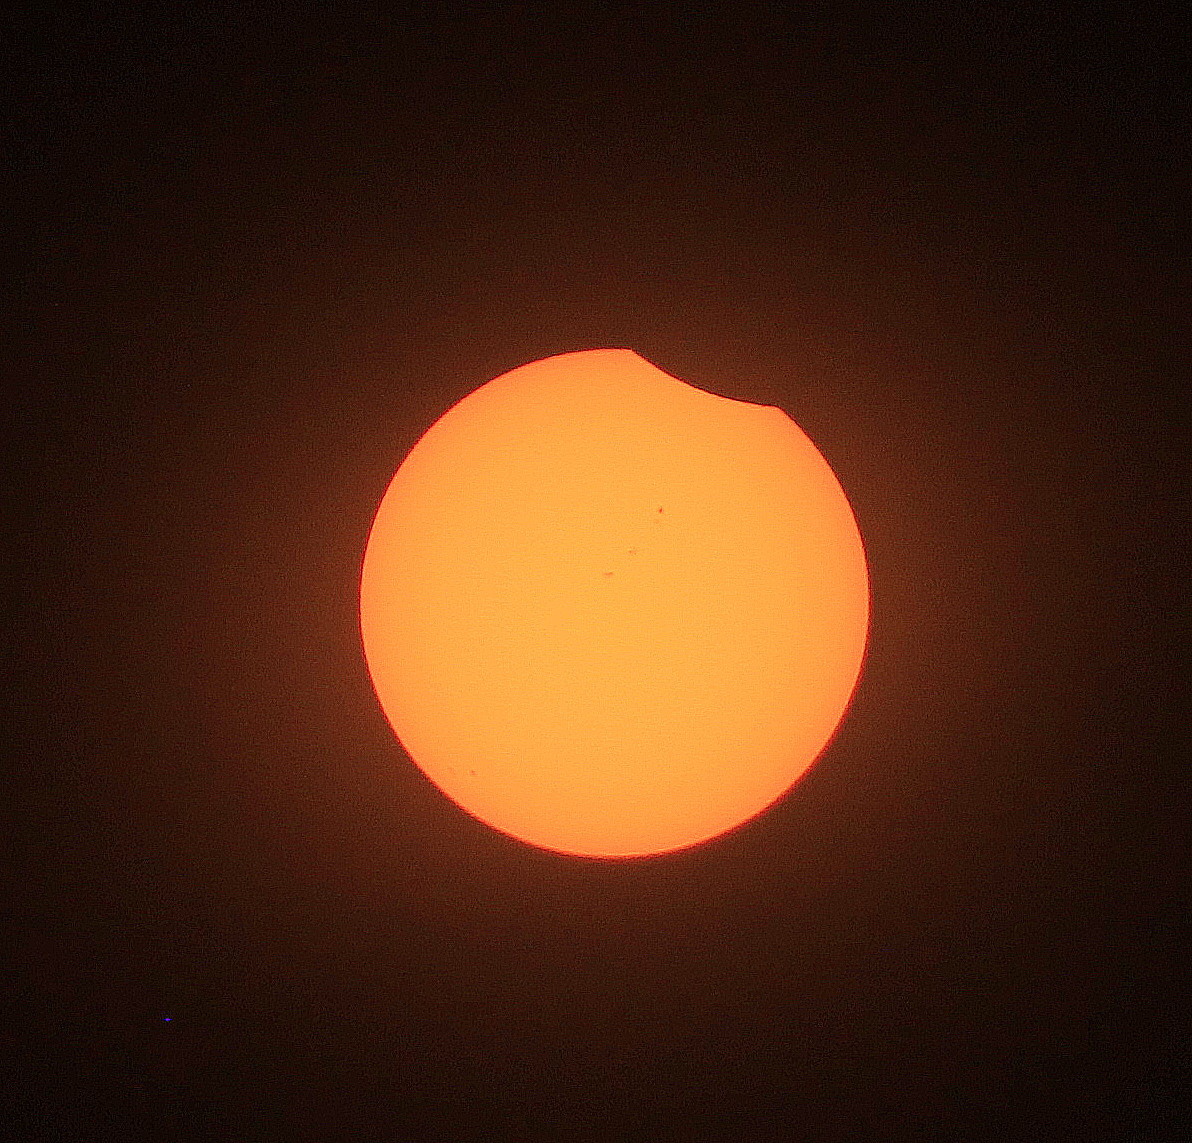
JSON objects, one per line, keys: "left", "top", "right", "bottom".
{"left": 360, "top": 349, "right": 869, "bottom": 858}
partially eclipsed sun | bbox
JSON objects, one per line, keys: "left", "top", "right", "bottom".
{"left": 360, "top": 349, "right": 869, "bottom": 858}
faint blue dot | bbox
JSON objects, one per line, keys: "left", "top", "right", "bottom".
{"left": 162, "top": 1016, "right": 172, "bottom": 1022}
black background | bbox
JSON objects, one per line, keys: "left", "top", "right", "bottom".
{"left": 5, "top": 5, "right": 1186, "bottom": 1140}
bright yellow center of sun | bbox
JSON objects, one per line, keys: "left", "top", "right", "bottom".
{"left": 360, "top": 349, "right": 869, "bottom": 857}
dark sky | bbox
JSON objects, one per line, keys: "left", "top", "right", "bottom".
{"left": 5, "top": 6, "right": 1186, "bottom": 1140}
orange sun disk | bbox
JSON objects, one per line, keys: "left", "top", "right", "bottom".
{"left": 360, "top": 349, "right": 869, "bottom": 858}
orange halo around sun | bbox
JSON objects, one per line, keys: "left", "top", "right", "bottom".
{"left": 360, "top": 349, "right": 869, "bottom": 858}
